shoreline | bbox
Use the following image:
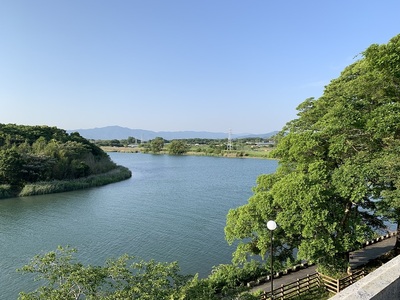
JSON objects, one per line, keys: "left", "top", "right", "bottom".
{"left": 101, "top": 146, "right": 275, "bottom": 159}
{"left": 0, "top": 166, "right": 132, "bottom": 199}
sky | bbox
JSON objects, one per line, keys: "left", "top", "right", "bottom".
{"left": 1, "top": 1, "right": 400, "bottom": 134}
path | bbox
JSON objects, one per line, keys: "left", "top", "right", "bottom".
{"left": 250, "top": 235, "right": 397, "bottom": 294}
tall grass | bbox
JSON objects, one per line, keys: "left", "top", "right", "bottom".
{"left": 19, "top": 166, "right": 131, "bottom": 197}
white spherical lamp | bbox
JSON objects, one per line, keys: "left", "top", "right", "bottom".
{"left": 267, "top": 220, "right": 277, "bottom": 231}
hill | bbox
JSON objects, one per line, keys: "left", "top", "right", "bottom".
{"left": 68, "top": 126, "right": 278, "bottom": 140}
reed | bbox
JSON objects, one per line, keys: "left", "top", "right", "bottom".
{"left": 19, "top": 166, "right": 131, "bottom": 197}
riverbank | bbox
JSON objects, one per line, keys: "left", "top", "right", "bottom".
{"left": 0, "top": 166, "right": 132, "bottom": 199}
{"left": 101, "top": 146, "right": 274, "bottom": 159}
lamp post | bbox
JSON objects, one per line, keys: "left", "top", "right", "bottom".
{"left": 267, "top": 220, "right": 277, "bottom": 299}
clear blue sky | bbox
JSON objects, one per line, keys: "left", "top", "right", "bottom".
{"left": 1, "top": 1, "right": 399, "bottom": 134}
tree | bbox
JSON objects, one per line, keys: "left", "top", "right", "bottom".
{"left": 361, "top": 34, "right": 400, "bottom": 250}
{"left": 225, "top": 34, "right": 400, "bottom": 275}
{"left": 0, "top": 148, "right": 24, "bottom": 188}
{"left": 18, "top": 246, "right": 258, "bottom": 300}
{"left": 168, "top": 140, "right": 189, "bottom": 155}
{"left": 20, "top": 154, "right": 56, "bottom": 182}
{"left": 127, "top": 136, "right": 135, "bottom": 145}
{"left": 18, "top": 246, "right": 191, "bottom": 300}
{"left": 110, "top": 139, "right": 122, "bottom": 147}
{"left": 150, "top": 137, "right": 165, "bottom": 153}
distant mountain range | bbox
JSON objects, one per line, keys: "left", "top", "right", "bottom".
{"left": 67, "top": 126, "right": 278, "bottom": 141}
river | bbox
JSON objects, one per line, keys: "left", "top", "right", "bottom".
{"left": 0, "top": 152, "right": 278, "bottom": 299}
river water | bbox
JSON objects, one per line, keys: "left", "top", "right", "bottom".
{"left": 0, "top": 152, "right": 278, "bottom": 299}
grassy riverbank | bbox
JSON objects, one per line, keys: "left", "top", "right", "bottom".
{"left": 101, "top": 146, "right": 274, "bottom": 159}
{"left": 19, "top": 166, "right": 132, "bottom": 197}
{"left": 0, "top": 166, "right": 131, "bottom": 199}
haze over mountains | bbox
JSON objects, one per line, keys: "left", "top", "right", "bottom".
{"left": 68, "top": 126, "right": 278, "bottom": 141}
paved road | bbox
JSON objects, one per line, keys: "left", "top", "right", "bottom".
{"left": 250, "top": 235, "right": 397, "bottom": 294}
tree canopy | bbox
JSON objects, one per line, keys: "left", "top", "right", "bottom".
{"left": 225, "top": 34, "right": 400, "bottom": 274}
{"left": 18, "top": 246, "right": 261, "bottom": 300}
{"left": 150, "top": 137, "right": 165, "bottom": 153}
{"left": 168, "top": 140, "right": 190, "bottom": 155}
{"left": 168, "top": 140, "right": 189, "bottom": 155}
{"left": 18, "top": 246, "right": 190, "bottom": 300}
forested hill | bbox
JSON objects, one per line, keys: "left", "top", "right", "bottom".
{"left": 0, "top": 123, "right": 131, "bottom": 198}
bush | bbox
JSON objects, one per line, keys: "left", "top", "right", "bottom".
{"left": 0, "top": 184, "right": 13, "bottom": 199}
{"left": 207, "top": 260, "right": 267, "bottom": 295}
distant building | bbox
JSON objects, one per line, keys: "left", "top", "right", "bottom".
{"left": 255, "top": 141, "right": 275, "bottom": 147}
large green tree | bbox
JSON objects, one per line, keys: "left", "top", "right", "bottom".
{"left": 168, "top": 140, "right": 189, "bottom": 155}
{"left": 150, "top": 137, "right": 165, "bottom": 153}
{"left": 361, "top": 35, "right": 400, "bottom": 249}
{"left": 225, "top": 34, "right": 400, "bottom": 274}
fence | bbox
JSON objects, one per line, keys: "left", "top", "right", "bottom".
{"left": 259, "top": 269, "right": 365, "bottom": 299}
{"left": 260, "top": 273, "right": 320, "bottom": 300}
{"left": 257, "top": 232, "right": 396, "bottom": 299}
{"left": 319, "top": 269, "right": 365, "bottom": 294}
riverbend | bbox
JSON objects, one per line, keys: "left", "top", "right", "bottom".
{"left": 0, "top": 153, "right": 278, "bottom": 299}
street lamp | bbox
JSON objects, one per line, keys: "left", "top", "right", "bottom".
{"left": 267, "top": 220, "right": 277, "bottom": 299}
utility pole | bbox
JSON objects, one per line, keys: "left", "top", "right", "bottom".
{"left": 227, "top": 129, "right": 232, "bottom": 151}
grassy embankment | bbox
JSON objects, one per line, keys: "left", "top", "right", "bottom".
{"left": 0, "top": 166, "right": 132, "bottom": 199}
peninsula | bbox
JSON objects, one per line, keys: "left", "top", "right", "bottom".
{"left": 0, "top": 123, "right": 131, "bottom": 199}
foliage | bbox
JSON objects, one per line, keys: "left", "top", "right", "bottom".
{"left": 0, "top": 184, "right": 13, "bottom": 198}
{"left": 225, "top": 34, "right": 400, "bottom": 273}
{"left": 18, "top": 246, "right": 189, "bottom": 300}
{"left": 18, "top": 246, "right": 256, "bottom": 300}
{"left": 0, "top": 148, "right": 24, "bottom": 188}
{"left": 19, "top": 166, "right": 131, "bottom": 196}
{"left": 150, "top": 137, "right": 165, "bottom": 153}
{"left": 0, "top": 124, "right": 129, "bottom": 198}
{"left": 168, "top": 140, "right": 190, "bottom": 155}
{"left": 289, "top": 287, "right": 331, "bottom": 300}
{"left": 109, "top": 139, "right": 122, "bottom": 147}
{"left": 95, "top": 137, "right": 275, "bottom": 158}
{"left": 206, "top": 260, "right": 266, "bottom": 296}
